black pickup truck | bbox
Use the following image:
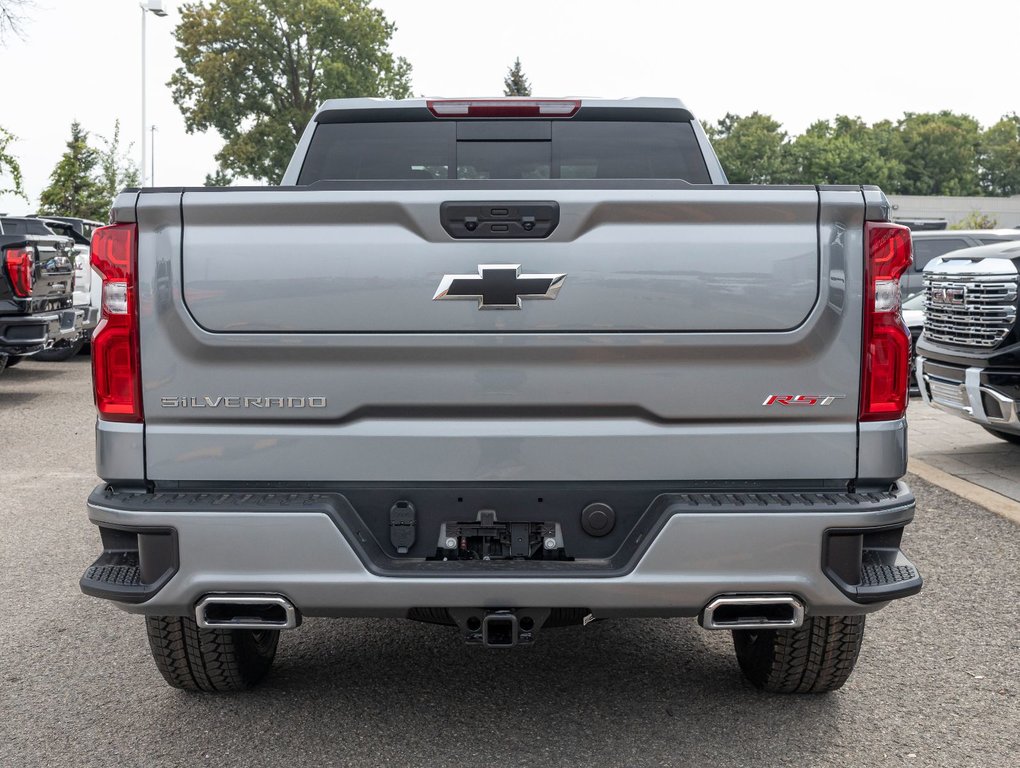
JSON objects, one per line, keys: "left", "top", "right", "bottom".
{"left": 916, "top": 239, "right": 1020, "bottom": 442}
{"left": 0, "top": 218, "right": 83, "bottom": 373}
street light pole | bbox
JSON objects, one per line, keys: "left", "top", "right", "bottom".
{"left": 139, "top": 1, "right": 168, "bottom": 187}
{"left": 140, "top": 7, "right": 146, "bottom": 184}
{"left": 150, "top": 125, "right": 158, "bottom": 185}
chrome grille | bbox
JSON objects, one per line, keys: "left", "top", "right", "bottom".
{"left": 922, "top": 273, "right": 1018, "bottom": 348}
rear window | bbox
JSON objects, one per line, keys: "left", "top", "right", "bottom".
{"left": 298, "top": 121, "right": 711, "bottom": 183}
{"left": 1, "top": 218, "right": 53, "bottom": 236}
{"left": 912, "top": 237, "right": 972, "bottom": 271}
{"left": 46, "top": 224, "right": 90, "bottom": 245}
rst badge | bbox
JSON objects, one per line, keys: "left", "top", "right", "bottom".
{"left": 763, "top": 394, "right": 846, "bottom": 406}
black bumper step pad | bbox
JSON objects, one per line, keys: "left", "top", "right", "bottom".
{"left": 84, "top": 560, "right": 142, "bottom": 588}
{"left": 824, "top": 524, "right": 923, "bottom": 604}
{"left": 853, "top": 547, "right": 922, "bottom": 602}
{"left": 81, "top": 551, "right": 150, "bottom": 601}
{"left": 861, "top": 551, "right": 919, "bottom": 588}
{"left": 80, "top": 526, "right": 178, "bottom": 604}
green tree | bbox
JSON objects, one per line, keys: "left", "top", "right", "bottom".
{"left": 787, "top": 116, "right": 905, "bottom": 189}
{"left": 866, "top": 119, "right": 909, "bottom": 193}
{"left": 503, "top": 57, "right": 531, "bottom": 96}
{"left": 0, "top": 126, "right": 25, "bottom": 199}
{"left": 204, "top": 168, "right": 234, "bottom": 186}
{"left": 37, "top": 122, "right": 110, "bottom": 220}
{"left": 170, "top": 0, "right": 413, "bottom": 183}
{"left": 980, "top": 114, "right": 1020, "bottom": 196}
{"left": 950, "top": 211, "right": 997, "bottom": 229}
{"left": 705, "top": 112, "right": 790, "bottom": 184}
{"left": 97, "top": 120, "right": 140, "bottom": 200}
{"left": 898, "top": 111, "right": 981, "bottom": 196}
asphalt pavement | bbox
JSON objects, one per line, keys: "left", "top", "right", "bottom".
{"left": 1, "top": 357, "right": 1018, "bottom": 768}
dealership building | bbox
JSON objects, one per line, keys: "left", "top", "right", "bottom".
{"left": 888, "top": 195, "right": 1020, "bottom": 229}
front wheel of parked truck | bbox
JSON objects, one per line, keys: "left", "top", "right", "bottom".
{"left": 732, "top": 615, "right": 865, "bottom": 693}
{"left": 145, "top": 615, "right": 279, "bottom": 692}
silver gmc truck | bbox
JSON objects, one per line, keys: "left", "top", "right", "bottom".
{"left": 81, "top": 97, "right": 921, "bottom": 694}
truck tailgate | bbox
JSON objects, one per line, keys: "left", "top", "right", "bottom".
{"left": 181, "top": 189, "right": 818, "bottom": 333}
{"left": 137, "top": 186, "right": 865, "bottom": 483}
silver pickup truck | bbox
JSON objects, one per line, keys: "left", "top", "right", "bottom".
{"left": 81, "top": 97, "right": 921, "bottom": 694}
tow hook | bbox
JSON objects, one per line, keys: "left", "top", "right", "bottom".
{"left": 448, "top": 608, "right": 550, "bottom": 647}
{"left": 483, "top": 612, "right": 518, "bottom": 647}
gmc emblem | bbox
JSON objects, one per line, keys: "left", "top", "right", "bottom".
{"left": 931, "top": 286, "right": 966, "bottom": 306}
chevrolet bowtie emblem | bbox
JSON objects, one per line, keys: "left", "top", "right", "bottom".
{"left": 432, "top": 264, "right": 566, "bottom": 310}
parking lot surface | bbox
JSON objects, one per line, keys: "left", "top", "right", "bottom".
{"left": 909, "top": 398, "right": 1020, "bottom": 505}
{"left": 1, "top": 358, "right": 1018, "bottom": 768}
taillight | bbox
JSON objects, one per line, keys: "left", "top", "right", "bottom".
{"left": 90, "top": 223, "right": 142, "bottom": 423}
{"left": 426, "top": 99, "right": 580, "bottom": 118}
{"left": 4, "top": 246, "right": 35, "bottom": 297}
{"left": 861, "top": 222, "right": 913, "bottom": 421}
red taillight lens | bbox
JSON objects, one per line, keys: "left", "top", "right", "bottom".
{"left": 90, "top": 223, "right": 142, "bottom": 423}
{"left": 4, "top": 246, "right": 35, "bottom": 297}
{"left": 426, "top": 99, "right": 580, "bottom": 118}
{"left": 861, "top": 222, "right": 913, "bottom": 422}
{"left": 91, "top": 223, "right": 134, "bottom": 280}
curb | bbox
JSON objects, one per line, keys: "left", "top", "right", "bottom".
{"left": 908, "top": 458, "right": 1020, "bottom": 526}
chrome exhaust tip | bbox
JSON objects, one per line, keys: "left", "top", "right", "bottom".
{"left": 195, "top": 595, "right": 299, "bottom": 630}
{"left": 700, "top": 595, "right": 804, "bottom": 630}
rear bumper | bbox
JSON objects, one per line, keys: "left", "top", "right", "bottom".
{"left": 917, "top": 356, "right": 1020, "bottom": 434}
{"left": 77, "top": 304, "right": 100, "bottom": 333}
{"left": 0, "top": 308, "right": 82, "bottom": 355}
{"left": 82, "top": 482, "right": 921, "bottom": 618}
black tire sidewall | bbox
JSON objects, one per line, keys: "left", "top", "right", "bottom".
{"left": 145, "top": 615, "right": 280, "bottom": 692}
{"left": 234, "top": 628, "right": 280, "bottom": 686}
{"left": 732, "top": 628, "right": 778, "bottom": 688}
{"left": 732, "top": 615, "right": 866, "bottom": 694}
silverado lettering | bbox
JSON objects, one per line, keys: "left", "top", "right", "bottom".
{"left": 160, "top": 396, "right": 327, "bottom": 408}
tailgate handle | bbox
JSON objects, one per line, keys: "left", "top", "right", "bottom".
{"left": 441, "top": 201, "right": 559, "bottom": 239}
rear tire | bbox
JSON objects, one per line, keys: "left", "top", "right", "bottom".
{"left": 732, "top": 615, "right": 865, "bottom": 693}
{"left": 145, "top": 615, "right": 279, "bottom": 692}
{"left": 981, "top": 426, "right": 1020, "bottom": 446}
{"left": 34, "top": 337, "right": 85, "bottom": 362}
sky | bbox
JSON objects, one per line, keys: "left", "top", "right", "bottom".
{"left": 2, "top": 0, "right": 1018, "bottom": 213}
